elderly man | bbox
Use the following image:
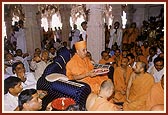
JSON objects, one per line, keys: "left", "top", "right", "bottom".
{"left": 123, "top": 61, "right": 154, "bottom": 111}
{"left": 66, "top": 41, "right": 108, "bottom": 94}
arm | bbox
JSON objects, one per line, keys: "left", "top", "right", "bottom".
{"left": 126, "top": 72, "right": 135, "bottom": 102}
{"left": 30, "top": 60, "right": 37, "bottom": 70}
{"left": 72, "top": 70, "right": 97, "bottom": 80}
{"left": 30, "top": 56, "right": 41, "bottom": 70}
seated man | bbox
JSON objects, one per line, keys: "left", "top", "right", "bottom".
{"left": 30, "top": 50, "right": 51, "bottom": 81}
{"left": 4, "top": 76, "right": 23, "bottom": 111}
{"left": 14, "top": 49, "right": 31, "bottom": 72}
{"left": 147, "top": 56, "right": 164, "bottom": 83}
{"left": 66, "top": 41, "right": 109, "bottom": 94}
{"left": 111, "top": 49, "right": 122, "bottom": 68}
{"left": 123, "top": 61, "right": 154, "bottom": 111}
{"left": 4, "top": 53, "right": 14, "bottom": 75}
{"left": 18, "top": 89, "right": 52, "bottom": 111}
{"left": 113, "top": 57, "right": 132, "bottom": 103}
{"left": 86, "top": 79, "right": 122, "bottom": 111}
{"left": 98, "top": 50, "right": 114, "bottom": 82}
{"left": 12, "top": 61, "right": 37, "bottom": 90}
{"left": 99, "top": 50, "right": 114, "bottom": 65}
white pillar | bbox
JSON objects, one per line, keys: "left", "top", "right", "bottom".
{"left": 22, "top": 4, "right": 41, "bottom": 56}
{"left": 59, "top": 4, "right": 71, "bottom": 43}
{"left": 86, "top": 4, "right": 105, "bottom": 63}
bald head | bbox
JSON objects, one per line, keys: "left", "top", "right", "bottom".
{"left": 100, "top": 79, "right": 114, "bottom": 91}
{"left": 150, "top": 104, "right": 164, "bottom": 111}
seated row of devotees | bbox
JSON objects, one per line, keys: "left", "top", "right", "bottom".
{"left": 4, "top": 41, "right": 164, "bottom": 111}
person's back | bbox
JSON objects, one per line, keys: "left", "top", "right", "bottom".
{"left": 86, "top": 79, "right": 122, "bottom": 111}
{"left": 86, "top": 93, "right": 98, "bottom": 110}
{"left": 89, "top": 97, "right": 118, "bottom": 111}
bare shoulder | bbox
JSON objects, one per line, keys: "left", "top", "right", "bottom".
{"left": 86, "top": 93, "right": 98, "bottom": 110}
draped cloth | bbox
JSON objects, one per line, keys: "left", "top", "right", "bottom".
{"left": 145, "top": 82, "right": 164, "bottom": 110}
{"left": 36, "top": 47, "right": 71, "bottom": 110}
{"left": 99, "top": 57, "right": 114, "bottom": 64}
{"left": 123, "top": 73, "right": 154, "bottom": 111}
{"left": 66, "top": 53, "right": 108, "bottom": 94}
{"left": 88, "top": 97, "right": 119, "bottom": 111}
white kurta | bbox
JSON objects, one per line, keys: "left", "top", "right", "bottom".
{"left": 14, "top": 56, "right": 31, "bottom": 72}
{"left": 147, "top": 54, "right": 158, "bottom": 69}
{"left": 30, "top": 60, "right": 51, "bottom": 81}
{"left": 70, "top": 29, "right": 80, "bottom": 49}
{"left": 4, "top": 92, "right": 18, "bottom": 111}
{"left": 147, "top": 66, "right": 164, "bottom": 83}
{"left": 14, "top": 28, "right": 27, "bottom": 53}
{"left": 80, "top": 30, "right": 87, "bottom": 41}
{"left": 108, "top": 28, "right": 123, "bottom": 49}
{"left": 12, "top": 72, "right": 37, "bottom": 90}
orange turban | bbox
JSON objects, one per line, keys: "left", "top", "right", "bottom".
{"left": 75, "top": 41, "right": 87, "bottom": 50}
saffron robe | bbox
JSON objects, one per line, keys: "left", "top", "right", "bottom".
{"left": 113, "top": 66, "right": 133, "bottom": 102}
{"left": 88, "top": 97, "right": 119, "bottom": 111}
{"left": 66, "top": 53, "right": 108, "bottom": 94}
{"left": 123, "top": 73, "right": 154, "bottom": 111}
{"left": 145, "top": 82, "right": 164, "bottom": 110}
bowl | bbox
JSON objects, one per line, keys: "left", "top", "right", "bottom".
{"left": 51, "top": 97, "right": 76, "bottom": 110}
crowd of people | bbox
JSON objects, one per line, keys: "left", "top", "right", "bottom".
{"left": 3, "top": 12, "right": 165, "bottom": 112}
